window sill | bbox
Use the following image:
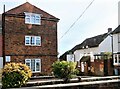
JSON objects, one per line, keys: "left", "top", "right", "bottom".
{"left": 114, "top": 63, "right": 120, "bottom": 66}
{"left": 25, "top": 45, "right": 41, "bottom": 46}
{"left": 32, "top": 71, "right": 41, "bottom": 73}
{"left": 25, "top": 22, "right": 41, "bottom": 25}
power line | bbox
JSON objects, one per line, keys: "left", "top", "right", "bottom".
{"left": 59, "top": 0, "right": 95, "bottom": 40}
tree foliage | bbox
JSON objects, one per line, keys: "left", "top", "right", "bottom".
{"left": 2, "top": 63, "right": 32, "bottom": 88}
{"left": 52, "top": 61, "right": 79, "bottom": 82}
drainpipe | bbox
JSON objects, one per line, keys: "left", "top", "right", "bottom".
{"left": 2, "top": 5, "right": 5, "bottom": 66}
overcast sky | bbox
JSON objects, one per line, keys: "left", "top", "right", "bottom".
{"left": 0, "top": 0, "right": 120, "bottom": 56}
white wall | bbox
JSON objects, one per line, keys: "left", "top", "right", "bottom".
{"left": 98, "top": 35, "right": 112, "bottom": 53}
{"left": 113, "top": 34, "right": 118, "bottom": 53}
{"left": 74, "top": 35, "right": 112, "bottom": 62}
{"left": 74, "top": 47, "right": 98, "bottom": 62}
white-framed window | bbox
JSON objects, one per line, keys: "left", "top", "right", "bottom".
{"left": 5, "top": 56, "right": 11, "bottom": 62}
{"left": 25, "top": 59, "right": 31, "bottom": 69}
{"left": 25, "top": 59, "right": 41, "bottom": 72}
{"left": 25, "top": 12, "right": 41, "bottom": 25}
{"left": 114, "top": 54, "right": 120, "bottom": 65}
{"left": 67, "top": 54, "right": 74, "bottom": 62}
{"left": 25, "top": 36, "right": 41, "bottom": 46}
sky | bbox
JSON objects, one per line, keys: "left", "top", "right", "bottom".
{"left": 0, "top": 0, "right": 120, "bottom": 57}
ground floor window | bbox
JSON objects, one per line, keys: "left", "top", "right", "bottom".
{"left": 25, "top": 59, "right": 41, "bottom": 72}
{"left": 113, "top": 54, "right": 120, "bottom": 65}
{"left": 114, "top": 68, "right": 119, "bottom": 75}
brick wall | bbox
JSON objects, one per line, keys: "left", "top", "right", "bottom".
{"left": 4, "top": 15, "right": 58, "bottom": 75}
{"left": 91, "top": 59, "right": 113, "bottom": 76}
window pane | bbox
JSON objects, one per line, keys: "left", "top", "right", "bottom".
{"left": 36, "top": 37, "right": 41, "bottom": 45}
{"left": 35, "top": 15, "right": 40, "bottom": 24}
{"left": 5, "top": 56, "right": 11, "bottom": 62}
{"left": 36, "top": 62, "right": 40, "bottom": 71}
{"left": 25, "top": 15, "right": 30, "bottom": 23}
{"left": 26, "top": 63, "right": 30, "bottom": 68}
{"left": 31, "top": 37, "right": 35, "bottom": 45}
{"left": 25, "top": 59, "right": 31, "bottom": 69}
{"left": 31, "top": 60, "right": 35, "bottom": 71}
{"left": 115, "top": 55, "right": 117, "bottom": 63}
{"left": 119, "top": 55, "right": 120, "bottom": 63}
{"left": 31, "top": 15, "right": 35, "bottom": 24}
{"left": 35, "top": 59, "right": 40, "bottom": 72}
{"left": 25, "top": 37, "right": 31, "bottom": 45}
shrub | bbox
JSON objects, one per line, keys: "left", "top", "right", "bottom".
{"left": 2, "top": 63, "right": 32, "bottom": 88}
{"left": 52, "top": 61, "right": 79, "bottom": 82}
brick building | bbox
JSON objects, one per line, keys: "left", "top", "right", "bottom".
{"left": 1, "top": 2, "right": 59, "bottom": 75}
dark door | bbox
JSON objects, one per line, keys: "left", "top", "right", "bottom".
{"left": 104, "top": 60, "right": 108, "bottom": 76}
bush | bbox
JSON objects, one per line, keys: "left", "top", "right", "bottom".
{"left": 2, "top": 63, "right": 32, "bottom": 88}
{"left": 52, "top": 61, "right": 79, "bottom": 82}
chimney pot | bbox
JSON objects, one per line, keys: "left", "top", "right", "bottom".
{"left": 108, "top": 28, "right": 112, "bottom": 33}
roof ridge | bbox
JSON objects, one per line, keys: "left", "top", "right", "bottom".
{"left": 85, "top": 33, "right": 107, "bottom": 40}
{"left": 5, "top": 2, "right": 59, "bottom": 20}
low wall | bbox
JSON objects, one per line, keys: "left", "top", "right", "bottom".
{"left": 9, "top": 77, "right": 120, "bottom": 89}
{"left": 9, "top": 82, "right": 120, "bottom": 89}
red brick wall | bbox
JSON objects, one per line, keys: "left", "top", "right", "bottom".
{"left": 91, "top": 59, "right": 113, "bottom": 76}
{"left": 4, "top": 15, "right": 58, "bottom": 75}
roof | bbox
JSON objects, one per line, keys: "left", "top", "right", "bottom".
{"left": 59, "top": 50, "right": 71, "bottom": 61}
{"left": 71, "top": 33, "right": 108, "bottom": 52}
{"left": 59, "top": 33, "right": 109, "bottom": 60}
{"left": 112, "top": 25, "right": 120, "bottom": 34}
{"left": 80, "top": 56, "right": 90, "bottom": 62}
{"left": 5, "top": 2, "right": 59, "bottom": 21}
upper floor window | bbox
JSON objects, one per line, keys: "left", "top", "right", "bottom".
{"left": 25, "top": 36, "right": 41, "bottom": 46}
{"left": 25, "top": 12, "right": 41, "bottom": 25}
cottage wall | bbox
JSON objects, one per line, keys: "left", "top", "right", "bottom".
{"left": 98, "top": 35, "right": 112, "bottom": 53}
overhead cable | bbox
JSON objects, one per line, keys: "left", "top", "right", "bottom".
{"left": 59, "top": 0, "right": 95, "bottom": 40}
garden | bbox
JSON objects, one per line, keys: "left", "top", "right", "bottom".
{"left": 1, "top": 61, "right": 79, "bottom": 88}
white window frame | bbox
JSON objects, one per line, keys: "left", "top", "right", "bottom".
{"left": 25, "top": 12, "right": 41, "bottom": 25}
{"left": 35, "top": 59, "right": 41, "bottom": 72}
{"left": 25, "top": 36, "right": 41, "bottom": 46}
{"left": 25, "top": 36, "right": 31, "bottom": 45}
{"left": 67, "top": 54, "right": 74, "bottom": 62}
{"left": 114, "top": 54, "right": 120, "bottom": 65}
{"left": 5, "top": 56, "right": 11, "bottom": 62}
{"left": 25, "top": 59, "right": 31, "bottom": 69}
{"left": 25, "top": 59, "right": 41, "bottom": 73}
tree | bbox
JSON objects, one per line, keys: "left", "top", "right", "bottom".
{"left": 2, "top": 63, "right": 32, "bottom": 88}
{"left": 52, "top": 61, "right": 79, "bottom": 82}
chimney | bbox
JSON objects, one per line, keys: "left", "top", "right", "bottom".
{"left": 108, "top": 28, "right": 112, "bottom": 33}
